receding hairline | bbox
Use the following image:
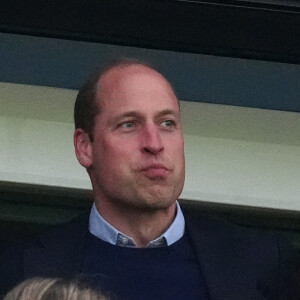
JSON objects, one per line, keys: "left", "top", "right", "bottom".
{"left": 95, "top": 62, "right": 179, "bottom": 109}
{"left": 97, "top": 62, "right": 169, "bottom": 90}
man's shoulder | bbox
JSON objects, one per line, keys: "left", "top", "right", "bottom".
{"left": 184, "top": 209, "right": 281, "bottom": 242}
{"left": 37, "top": 212, "right": 90, "bottom": 243}
{"left": 0, "top": 212, "right": 90, "bottom": 295}
{"left": 183, "top": 209, "right": 294, "bottom": 270}
{"left": 17, "top": 212, "right": 89, "bottom": 248}
{"left": 183, "top": 210, "right": 298, "bottom": 299}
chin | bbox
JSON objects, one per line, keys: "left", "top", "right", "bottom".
{"left": 137, "top": 193, "right": 177, "bottom": 211}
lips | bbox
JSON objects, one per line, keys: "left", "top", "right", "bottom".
{"left": 140, "top": 163, "right": 170, "bottom": 178}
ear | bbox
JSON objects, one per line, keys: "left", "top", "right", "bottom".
{"left": 74, "top": 128, "right": 93, "bottom": 168}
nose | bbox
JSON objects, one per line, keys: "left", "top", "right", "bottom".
{"left": 141, "top": 124, "right": 164, "bottom": 155}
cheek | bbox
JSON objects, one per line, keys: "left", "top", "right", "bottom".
{"left": 168, "top": 139, "right": 185, "bottom": 170}
{"left": 167, "top": 136, "right": 184, "bottom": 155}
{"left": 100, "top": 140, "right": 136, "bottom": 168}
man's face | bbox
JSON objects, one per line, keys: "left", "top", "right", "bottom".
{"left": 86, "top": 65, "right": 185, "bottom": 211}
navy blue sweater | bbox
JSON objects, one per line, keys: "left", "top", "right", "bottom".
{"left": 82, "top": 232, "right": 210, "bottom": 300}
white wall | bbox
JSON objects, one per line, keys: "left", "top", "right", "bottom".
{"left": 1, "top": 82, "right": 299, "bottom": 211}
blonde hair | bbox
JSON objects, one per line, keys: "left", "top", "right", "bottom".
{"left": 3, "top": 277, "right": 110, "bottom": 300}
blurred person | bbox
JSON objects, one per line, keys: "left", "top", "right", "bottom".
{"left": 3, "top": 277, "right": 110, "bottom": 300}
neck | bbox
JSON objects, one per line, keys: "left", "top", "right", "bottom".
{"left": 95, "top": 200, "right": 177, "bottom": 247}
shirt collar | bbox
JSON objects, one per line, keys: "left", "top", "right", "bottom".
{"left": 89, "top": 201, "right": 185, "bottom": 247}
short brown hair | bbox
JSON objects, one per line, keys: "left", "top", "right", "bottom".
{"left": 74, "top": 58, "right": 157, "bottom": 141}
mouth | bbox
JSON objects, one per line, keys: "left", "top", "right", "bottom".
{"left": 140, "top": 164, "right": 170, "bottom": 179}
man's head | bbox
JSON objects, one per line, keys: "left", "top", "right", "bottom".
{"left": 74, "top": 59, "right": 185, "bottom": 216}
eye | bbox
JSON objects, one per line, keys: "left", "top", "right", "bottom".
{"left": 161, "top": 120, "right": 176, "bottom": 128}
{"left": 117, "top": 121, "right": 137, "bottom": 131}
{"left": 121, "top": 122, "right": 135, "bottom": 128}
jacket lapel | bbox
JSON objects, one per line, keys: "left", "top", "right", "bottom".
{"left": 23, "top": 214, "right": 88, "bottom": 278}
{"left": 185, "top": 213, "right": 265, "bottom": 300}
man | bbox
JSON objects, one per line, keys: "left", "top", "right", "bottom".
{"left": 74, "top": 60, "right": 185, "bottom": 248}
{"left": 0, "top": 59, "right": 297, "bottom": 299}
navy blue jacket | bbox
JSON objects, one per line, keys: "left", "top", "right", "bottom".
{"left": 0, "top": 211, "right": 297, "bottom": 299}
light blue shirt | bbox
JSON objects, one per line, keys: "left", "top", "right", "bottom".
{"left": 89, "top": 201, "right": 185, "bottom": 247}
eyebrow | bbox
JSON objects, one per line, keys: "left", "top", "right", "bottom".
{"left": 109, "top": 109, "right": 180, "bottom": 126}
{"left": 155, "top": 109, "right": 180, "bottom": 119}
{"left": 115, "top": 111, "right": 142, "bottom": 119}
{"left": 108, "top": 111, "right": 142, "bottom": 127}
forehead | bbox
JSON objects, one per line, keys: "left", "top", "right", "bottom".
{"left": 97, "top": 65, "right": 179, "bottom": 112}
